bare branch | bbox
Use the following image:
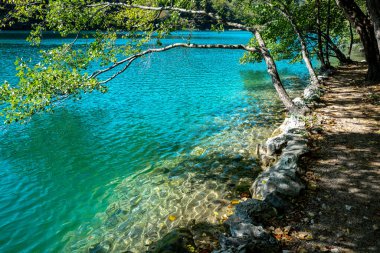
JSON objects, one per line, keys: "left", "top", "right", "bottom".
{"left": 90, "top": 43, "right": 257, "bottom": 84}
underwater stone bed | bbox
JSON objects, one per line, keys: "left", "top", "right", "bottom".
{"left": 88, "top": 82, "right": 324, "bottom": 253}
{"left": 145, "top": 82, "right": 324, "bottom": 253}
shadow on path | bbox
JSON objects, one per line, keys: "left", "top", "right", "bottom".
{"left": 270, "top": 63, "right": 380, "bottom": 253}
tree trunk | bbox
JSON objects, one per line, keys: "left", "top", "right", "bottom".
{"left": 316, "top": 0, "right": 327, "bottom": 70}
{"left": 293, "top": 26, "right": 320, "bottom": 85}
{"left": 325, "top": 0, "right": 331, "bottom": 67}
{"left": 335, "top": 0, "right": 380, "bottom": 81}
{"left": 366, "top": 0, "right": 380, "bottom": 54}
{"left": 273, "top": 3, "right": 319, "bottom": 85}
{"left": 349, "top": 22, "right": 354, "bottom": 59}
{"left": 252, "top": 30, "right": 297, "bottom": 112}
{"left": 320, "top": 32, "right": 353, "bottom": 64}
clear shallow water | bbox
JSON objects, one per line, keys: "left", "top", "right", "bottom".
{"left": 0, "top": 31, "right": 308, "bottom": 252}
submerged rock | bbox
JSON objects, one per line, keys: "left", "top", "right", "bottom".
{"left": 216, "top": 198, "right": 281, "bottom": 253}
{"left": 191, "top": 222, "right": 226, "bottom": 252}
{"left": 89, "top": 241, "right": 112, "bottom": 253}
{"left": 148, "top": 228, "right": 196, "bottom": 253}
{"left": 215, "top": 223, "right": 280, "bottom": 253}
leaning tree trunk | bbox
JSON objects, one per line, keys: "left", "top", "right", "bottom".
{"left": 316, "top": 0, "right": 327, "bottom": 70}
{"left": 366, "top": 0, "right": 380, "bottom": 54}
{"left": 252, "top": 30, "right": 297, "bottom": 112}
{"left": 325, "top": 0, "right": 331, "bottom": 67}
{"left": 348, "top": 22, "right": 354, "bottom": 59}
{"left": 273, "top": 3, "right": 319, "bottom": 85}
{"left": 320, "top": 32, "right": 353, "bottom": 64}
{"left": 335, "top": 0, "right": 380, "bottom": 81}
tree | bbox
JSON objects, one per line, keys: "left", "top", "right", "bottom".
{"left": 242, "top": 0, "right": 352, "bottom": 77}
{"left": 316, "top": 0, "right": 328, "bottom": 69}
{"left": 1, "top": 0, "right": 308, "bottom": 124}
{"left": 263, "top": 0, "right": 319, "bottom": 85}
{"left": 366, "top": 0, "right": 380, "bottom": 54}
{"left": 335, "top": 0, "right": 380, "bottom": 81}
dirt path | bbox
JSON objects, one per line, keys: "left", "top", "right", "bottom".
{"left": 269, "top": 63, "right": 380, "bottom": 253}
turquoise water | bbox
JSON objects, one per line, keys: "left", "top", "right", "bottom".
{"left": 0, "top": 31, "right": 308, "bottom": 252}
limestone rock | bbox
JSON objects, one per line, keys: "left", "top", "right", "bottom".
{"left": 279, "top": 116, "right": 305, "bottom": 133}
{"left": 304, "top": 85, "right": 322, "bottom": 102}
{"left": 262, "top": 192, "right": 290, "bottom": 212}
{"left": 148, "top": 228, "right": 196, "bottom": 253}
{"left": 292, "top": 97, "right": 305, "bottom": 107}
{"left": 250, "top": 165, "right": 305, "bottom": 199}
{"left": 232, "top": 199, "right": 277, "bottom": 224}
{"left": 260, "top": 155, "right": 276, "bottom": 168}
{"left": 265, "top": 134, "right": 287, "bottom": 156}
{"left": 216, "top": 224, "right": 280, "bottom": 253}
{"left": 214, "top": 86, "right": 311, "bottom": 253}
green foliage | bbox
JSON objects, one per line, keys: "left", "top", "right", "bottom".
{"left": 0, "top": 59, "right": 102, "bottom": 124}
{"left": 240, "top": 37, "right": 262, "bottom": 64}
{"left": 0, "top": 0, "right": 355, "bottom": 123}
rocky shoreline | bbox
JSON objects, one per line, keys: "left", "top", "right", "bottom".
{"left": 213, "top": 80, "right": 325, "bottom": 252}
{"left": 213, "top": 78, "right": 325, "bottom": 252}
{"left": 87, "top": 77, "right": 323, "bottom": 253}
{"left": 144, "top": 78, "right": 325, "bottom": 253}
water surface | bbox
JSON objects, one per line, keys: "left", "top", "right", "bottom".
{"left": 0, "top": 31, "right": 308, "bottom": 252}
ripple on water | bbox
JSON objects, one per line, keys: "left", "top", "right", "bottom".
{"left": 66, "top": 111, "right": 283, "bottom": 252}
{"left": 0, "top": 31, "right": 309, "bottom": 253}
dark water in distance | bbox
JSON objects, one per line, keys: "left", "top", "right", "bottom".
{"left": 0, "top": 31, "right": 309, "bottom": 252}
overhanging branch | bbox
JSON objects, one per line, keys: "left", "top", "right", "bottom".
{"left": 90, "top": 43, "right": 257, "bottom": 84}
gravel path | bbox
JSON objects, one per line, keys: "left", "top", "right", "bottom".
{"left": 268, "top": 63, "right": 380, "bottom": 253}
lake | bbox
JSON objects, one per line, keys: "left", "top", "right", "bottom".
{"left": 0, "top": 31, "right": 308, "bottom": 252}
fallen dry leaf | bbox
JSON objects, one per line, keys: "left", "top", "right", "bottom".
{"left": 168, "top": 215, "right": 177, "bottom": 221}
{"left": 230, "top": 200, "right": 240, "bottom": 205}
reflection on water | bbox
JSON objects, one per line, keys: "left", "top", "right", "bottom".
{"left": 0, "top": 31, "right": 308, "bottom": 252}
